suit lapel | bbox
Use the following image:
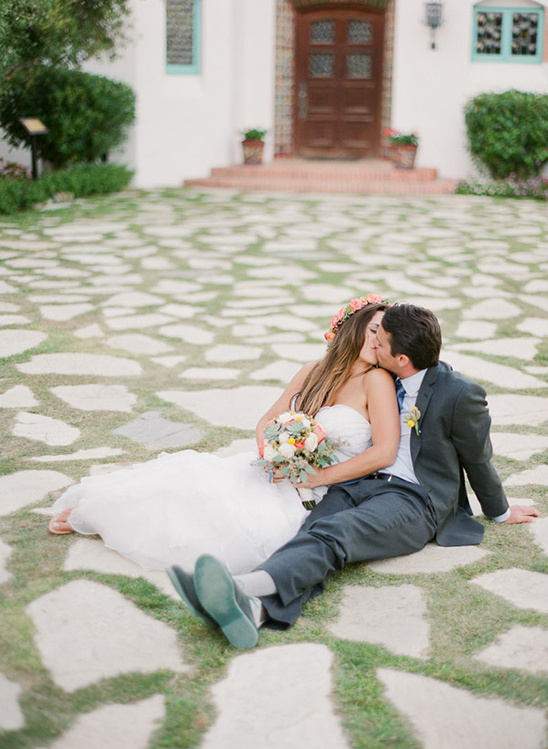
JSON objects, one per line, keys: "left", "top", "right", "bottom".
{"left": 411, "top": 365, "right": 440, "bottom": 461}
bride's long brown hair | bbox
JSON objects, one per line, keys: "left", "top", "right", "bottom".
{"left": 292, "top": 302, "right": 388, "bottom": 416}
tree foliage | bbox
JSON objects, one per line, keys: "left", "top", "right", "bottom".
{"left": 0, "top": 0, "right": 131, "bottom": 83}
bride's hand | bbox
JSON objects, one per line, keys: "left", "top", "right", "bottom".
{"left": 270, "top": 467, "right": 285, "bottom": 483}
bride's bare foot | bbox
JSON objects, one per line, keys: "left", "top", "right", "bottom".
{"left": 48, "top": 509, "right": 75, "bottom": 535}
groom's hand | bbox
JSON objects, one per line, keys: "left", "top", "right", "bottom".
{"left": 503, "top": 505, "right": 541, "bottom": 524}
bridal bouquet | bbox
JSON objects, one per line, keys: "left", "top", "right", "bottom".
{"left": 255, "top": 411, "right": 339, "bottom": 509}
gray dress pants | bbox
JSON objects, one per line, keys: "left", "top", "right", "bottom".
{"left": 258, "top": 476, "right": 437, "bottom": 628}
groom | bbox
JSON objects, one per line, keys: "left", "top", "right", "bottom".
{"left": 168, "top": 303, "right": 539, "bottom": 648}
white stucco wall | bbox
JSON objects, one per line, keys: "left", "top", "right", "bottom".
{"left": 86, "top": 0, "right": 276, "bottom": 187}
{"left": 392, "top": 0, "right": 548, "bottom": 179}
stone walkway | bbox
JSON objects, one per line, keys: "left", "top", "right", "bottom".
{"left": 0, "top": 188, "right": 547, "bottom": 748}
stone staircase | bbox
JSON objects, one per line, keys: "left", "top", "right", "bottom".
{"left": 185, "top": 158, "right": 458, "bottom": 195}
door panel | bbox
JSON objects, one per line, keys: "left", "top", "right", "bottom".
{"left": 295, "top": 9, "right": 384, "bottom": 159}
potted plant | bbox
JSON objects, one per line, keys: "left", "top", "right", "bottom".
{"left": 384, "top": 129, "right": 419, "bottom": 169}
{"left": 240, "top": 127, "right": 267, "bottom": 165}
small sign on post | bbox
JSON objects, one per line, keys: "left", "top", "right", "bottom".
{"left": 19, "top": 117, "right": 49, "bottom": 180}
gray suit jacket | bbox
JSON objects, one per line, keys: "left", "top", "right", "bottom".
{"left": 412, "top": 363, "right": 509, "bottom": 545}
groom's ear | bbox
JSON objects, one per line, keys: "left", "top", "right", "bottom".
{"left": 396, "top": 353, "right": 412, "bottom": 371}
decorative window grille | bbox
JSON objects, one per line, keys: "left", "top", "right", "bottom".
{"left": 347, "top": 20, "right": 373, "bottom": 44}
{"left": 309, "top": 53, "right": 335, "bottom": 78}
{"left": 473, "top": 5, "right": 544, "bottom": 62}
{"left": 310, "top": 20, "right": 335, "bottom": 44}
{"left": 346, "top": 53, "right": 372, "bottom": 78}
{"left": 166, "top": 0, "right": 201, "bottom": 74}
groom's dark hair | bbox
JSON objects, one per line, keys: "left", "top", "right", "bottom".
{"left": 382, "top": 303, "right": 441, "bottom": 370}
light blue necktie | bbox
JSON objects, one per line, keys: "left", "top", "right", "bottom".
{"left": 395, "top": 378, "right": 406, "bottom": 412}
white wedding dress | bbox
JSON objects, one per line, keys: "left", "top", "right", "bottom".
{"left": 52, "top": 405, "right": 372, "bottom": 574}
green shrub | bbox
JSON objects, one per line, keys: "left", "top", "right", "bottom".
{"left": 0, "top": 66, "right": 135, "bottom": 168}
{"left": 464, "top": 90, "right": 548, "bottom": 179}
{"left": 0, "top": 163, "right": 133, "bottom": 214}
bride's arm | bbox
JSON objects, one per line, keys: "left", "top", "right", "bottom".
{"left": 301, "top": 368, "right": 400, "bottom": 489}
{"left": 255, "top": 362, "right": 317, "bottom": 450}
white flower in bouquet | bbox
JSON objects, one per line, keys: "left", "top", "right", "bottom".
{"left": 277, "top": 411, "right": 295, "bottom": 424}
{"left": 304, "top": 432, "right": 319, "bottom": 452}
{"left": 279, "top": 442, "right": 297, "bottom": 459}
{"left": 263, "top": 443, "right": 278, "bottom": 461}
{"left": 254, "top": 411, "right": 339, "bottom": 509}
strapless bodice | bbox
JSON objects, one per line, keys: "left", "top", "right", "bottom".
{"left": 315, "top": 404, "right": 372, "bottom": 462}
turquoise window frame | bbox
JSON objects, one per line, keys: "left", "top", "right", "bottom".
{"left": 166, "top": 0, "right": 202, "bottom": 75}
{"left": 472, "top": 6, "right": 544, "bottom": 63}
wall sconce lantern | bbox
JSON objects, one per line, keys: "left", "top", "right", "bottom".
{"left": 425, "top": 2, "right": 443, "bottom": 49}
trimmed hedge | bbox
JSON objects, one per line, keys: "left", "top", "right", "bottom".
{"left": 0, "top": 163, "right": 134, "bottom": 214}
{"left": 464, "top": 90, "right": 548, "bottom": 179}
{"left": 0, "top": 66, "right": 135, "bottom": 168}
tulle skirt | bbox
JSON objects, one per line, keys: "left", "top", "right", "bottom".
{"left": 53, "top": 449, "right": 310, "bottom": 575}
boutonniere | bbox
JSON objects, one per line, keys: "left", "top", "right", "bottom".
{"left": 405, "top": 406, "right": 421, "bottom": 435}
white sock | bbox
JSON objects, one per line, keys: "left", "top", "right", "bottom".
{"left": 234, "top": 570, "right": 277, "bottom": 598}
{"left": 247, "top": 596, "right": 267, "bottom": 628}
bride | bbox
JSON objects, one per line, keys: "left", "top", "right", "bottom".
{"left": 49, "top": 294, "right": 400, "bottom": 575}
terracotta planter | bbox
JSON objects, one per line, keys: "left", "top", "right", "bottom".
{"left": 242, "top": 139, "right": 265, "bottom": 165}
{"left": 388, "top": 144, "right": 417, "bottom": 169}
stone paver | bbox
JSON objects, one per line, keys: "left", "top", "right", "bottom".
{"left": 0, "top": 470, "right": 73, "bottom": 516}
{"left": 485, "top": 394, "right": 548, "bottom": 426}
{"left": 471, "top": 568, "right": 548, "bottom": 614}
{"left": 447, "top": 337, "right": 540, "bottom": 359}
{"left": 105, "top": 334, "right": 173, "bottom": 355}
{"left": 51, "top": 384, "right": 137, "bottom": 412}
{"left": 13, "top": 412, "right": 81, "bottom": 446}
{"left": 205, "top": 345, "right": 263, "bottom": 362}
{"left": 201, "top": 644, "right": 350, "bottom": 749}
{"left": 328, "top": 584, "right": 430, "bottom": 658}
{"left": 474, "top": 625, "right": 548, "bottom": 675}
{"left": 504, "top": 465, "right": 548, "bottom": 487}
{"left": 491, "top": 433, "right": 548, "bottom": 460}
{"left": 529, "top": 516, "right": 548, "bottom": 556}
{"left": 39, "top": 303, "right": 94, "bottom": 321}
{"left": 441, "top": 351, "right": 547, "bottom": 390}
{"left": 0, "top": 385, "right": 38, "bottom": 408}
{"left": 157, "top": 386, "right": 281, "bottom": 430}
{"left": 36, "top": 695, "right": 165, "bottom": 749}
{"left": 63, "top": 538, "right": 179, "bottom": 600}
{"left": 113, "top": 411, "right": 204, "bottom": 449}
{"left": 378, "top": 668, "right": 547, "bottom": 749}
{"left": 368, "top": 542, "right": 488, "bottom": 574}
{"left": 159, "top": 323, "right": 214, "bottom": 344}
{"left": 0, "top": 329, "right": 47, "bottom": 358}
{"left": 17, "top": 353, "right": 142, "bottom": 377}
{"left": 180, "top": 367, "right": 240, "bottom": 380}
{"left": 0, "top": 673, "right": 24, "bottom": 731}
{"left": 0, "top": 539, "right": 13, "bottom": 584}
{"left": 462, "top": 298, "right": 522, "bottom": 320}
{"left": 27, "top": 580, "right": 189, "bottom": 691}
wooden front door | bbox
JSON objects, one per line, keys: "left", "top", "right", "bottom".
{"left": 295, "top": 9, "right": 385, "bottom": 159}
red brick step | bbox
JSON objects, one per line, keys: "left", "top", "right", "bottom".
{"left": 185, "top": 158, "right": 457, "bottom": 196}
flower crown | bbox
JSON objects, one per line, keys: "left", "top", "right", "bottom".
{"left": 324, "top": 293, "right": 391, "bottom": 344}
